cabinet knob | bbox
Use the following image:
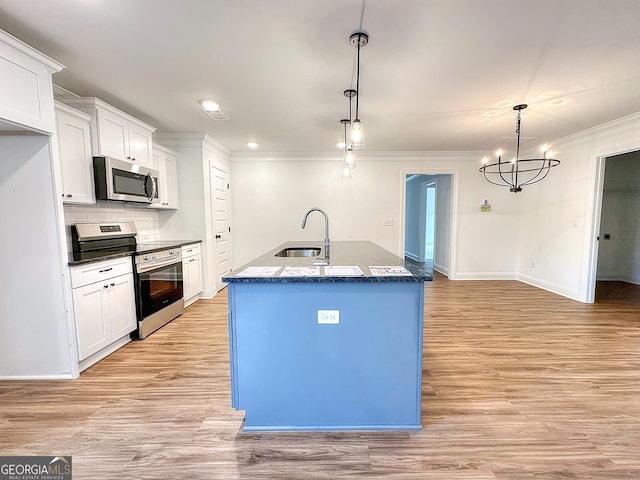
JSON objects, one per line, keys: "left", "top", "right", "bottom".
{"left": 66, "top": 194, "right": 73, "bottom": 198}
{"left": 131, "top": 157, "right": 136, "bottom": 161}
{"left": 110, "top": 282, "right": 115, "bottom": 287}
{"left": 126, "top": 156, "right": 131, "bottom": 160}
{"left": 103, "top": 284, "right": 109, "bottom": 289}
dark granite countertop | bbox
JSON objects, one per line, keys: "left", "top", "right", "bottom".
{"left": 223, "top": 241, "right": 433, "bottom": 283}
{"left": 68, "top": 239, "right": 202, "bottom": 266}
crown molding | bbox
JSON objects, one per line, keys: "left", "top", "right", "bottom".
{"left": 230, "top": 150, "right": 484, "bottom": 163}
{"left": 0, "top": 29, "right": 64, "bottom": 73}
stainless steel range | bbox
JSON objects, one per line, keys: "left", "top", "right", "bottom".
{"left": 133, "top": 243, "right": 184, "bottom": 339}
{"left": 71, "top": 222, "right": 184, "bottom": 339}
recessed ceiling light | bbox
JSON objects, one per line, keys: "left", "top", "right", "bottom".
{"left": 247, "top": 141, "right": 259, "bottom": 149}
{"left": 199, "top": 99, "right": 221, "bottom": 112}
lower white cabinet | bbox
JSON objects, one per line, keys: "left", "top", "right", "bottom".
{"left": 71, "top": 257, "right": 137, "bottom": 362}
{"left": 182, "top": 243, "right": 203, "bottom": 306}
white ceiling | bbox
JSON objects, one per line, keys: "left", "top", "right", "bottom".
{"left": 1, "top": 0, "right": 640, "bottom": 154}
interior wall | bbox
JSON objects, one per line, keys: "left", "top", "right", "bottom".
{"left": 597, "top": 151, "right": 640, "bottom": 283}
{"left": 404, "top": 175, "right": 423, "bottom": 261}
{"left": 0, "top": 135, "right": 71, "bottom": 378}
{"left": 434, "top": 174, "right": 452, "bottom": 275}
{"left": 230, "top": 152, "right": 521, "bottom": 278}
{"left": 517, "top": 112, "right": 640, "bottom": 301}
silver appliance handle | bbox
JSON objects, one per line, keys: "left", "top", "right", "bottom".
{"left": 136, "top": 256, "right": 182, "bottom": 274}
{"left": 144, "top": 173, "right": 157, "bottom": 202}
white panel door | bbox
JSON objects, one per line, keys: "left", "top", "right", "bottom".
{"left": 211, "top": 165, "right": 230, "bottom": 290}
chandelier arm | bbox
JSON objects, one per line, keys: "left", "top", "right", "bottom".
{"left": 496, "top": 156, "right": 514, "bottom": 189}
{"left": 482, "top": 169, "right": 512, "bottom": 187}
{"left": 520, "top": 160, "right": 552, "bottom": 186}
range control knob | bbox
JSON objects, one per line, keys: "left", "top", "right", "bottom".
{"left": 144, "top": 255, "right": 151, "bottom": 261}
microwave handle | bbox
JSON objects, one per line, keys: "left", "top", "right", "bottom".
{"left": 145, "top": 173, "right": 157, "bottom": 202}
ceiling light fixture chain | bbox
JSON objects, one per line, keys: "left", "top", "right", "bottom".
{"left": 479, "top": 104, "right": 560, "bottom": 193}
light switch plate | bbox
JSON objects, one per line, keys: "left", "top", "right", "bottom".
{"left": 318, "top": 310, "right": 340, "bottom": 325}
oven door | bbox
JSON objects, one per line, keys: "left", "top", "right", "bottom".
{"left": 136, "top": 261, "right": 183, "bottom": 320}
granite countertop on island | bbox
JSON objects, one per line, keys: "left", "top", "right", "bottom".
{"left": 223, "top": 240, "right": 433, "bottom": 283}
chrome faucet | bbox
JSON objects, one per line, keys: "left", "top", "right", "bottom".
{"left": 301, "top": 207, "right": 330, "bottom": 264}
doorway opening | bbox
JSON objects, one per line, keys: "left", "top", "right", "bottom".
{"left": 594, "top": 150, "right": 640, "bottom": 304}
{"left": 404, "top": 174, "right": 454, "bottom": 278}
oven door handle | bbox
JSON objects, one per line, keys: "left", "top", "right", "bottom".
{"left": 136, "top": 257, "right": 182, "bottom": 274}
{"left": 144, "top": 173, "right": 157, "bottom": 203}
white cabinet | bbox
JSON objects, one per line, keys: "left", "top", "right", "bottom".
{"left": 54, "top": 102, "right": 95, "bottom": 204}
{"left": 150, "top": 143, "right": 179, "bottom": 209}
{"left": 0, "top": 29, "right": 63, "bottom": 134}
{"left": 71, "top": 257, "right": 137, "bottom": 362}
{"left": 59, "top": 97, "right": 155, "bottom": 168}
{"left": 182, "top": 243, "right": 203, "bottom": 306}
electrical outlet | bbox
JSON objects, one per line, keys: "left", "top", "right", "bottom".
{"left": 318, "top": 310, "right": 340, "bottom": 325}
{"left": 383, "top": 218, "right": 393, "bottom": 227}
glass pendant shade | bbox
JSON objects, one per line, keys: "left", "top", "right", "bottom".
{"left": 350, "top": 119, "right": 364, "bottom": 150}
{"left": 344, "top": 147, "right": 356, "bottom": 168}
{"left": 341, "top": 164, "right": 352, "bottom": 180}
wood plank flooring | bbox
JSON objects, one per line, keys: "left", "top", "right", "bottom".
{"left": 1, "top": 276, "right": 639, "bottom": 479}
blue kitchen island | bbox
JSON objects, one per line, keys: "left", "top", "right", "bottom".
{"left": 222, "top": 241, "right": 432, "bottom": 431}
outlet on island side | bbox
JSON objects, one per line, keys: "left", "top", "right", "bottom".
{"left": 318, "top": 310, "right": 340, "bottom": 325}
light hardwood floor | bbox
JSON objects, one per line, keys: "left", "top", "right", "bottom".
{"left": 1, "top": 276, "right": 639, "bottom": 479}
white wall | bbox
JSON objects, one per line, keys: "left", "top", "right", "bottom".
{"left": 230, "top": 152, "right": 521, "bottom": 278}
{"left": 517, "top": 112, "right": 640, "bottom": 301}
{"left": 597, "top": 151, "right": 640, "bottom": 283}
{"left": 0, "top": 135, "right": 71, "bottom": 378}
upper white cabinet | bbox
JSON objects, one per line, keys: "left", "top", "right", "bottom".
{"left": 150, "top": 143, "right": 179, "bottom": 209}
{"left": 0, "top": 29, "right": 64, "bottom": 134}
{"left": 59, "top": 97, "right": 155, "bottom": 168}
{"left": 54, "top": 102, "right": 95, "bottom": 204}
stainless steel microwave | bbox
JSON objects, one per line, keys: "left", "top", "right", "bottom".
{"left": 93, "top": 156, "right": 159, "bottom": 204}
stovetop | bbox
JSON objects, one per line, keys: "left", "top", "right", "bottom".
{"left": 69, "top": 240, "right": 201, "bottom": 266}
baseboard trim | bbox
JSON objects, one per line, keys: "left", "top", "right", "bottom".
{"left": 454, "top": 272, "right": 518, "bottom": 280}
{"left": 517, "top": 273, "right": 582, "bottom": 302}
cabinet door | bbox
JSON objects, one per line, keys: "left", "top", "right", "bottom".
{"left": 96, "top": 109, "right": 128, "bottom": 161}
{"left": 108, "top": 273, "right": 137, "bottom": 338}
{"left": 56, "top": 108, "right": 94, "bottom": 204}
{"left": 182, "top": 259, "right": 194, "bottom": 300}
{"left": 163, "top": 152, "right": 179, "bottom": 208}
{"left": 183, "top": 256, "right": 203, "bottom": 300}
{"left": 73, "top": 282, "right": 110, "bottom": 360}
{"left": 128, "top": 122, "right": 153, "bottom": 167}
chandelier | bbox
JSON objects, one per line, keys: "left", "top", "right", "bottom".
{"left": 479, "top": 104, "right": 560, "bottom": 192}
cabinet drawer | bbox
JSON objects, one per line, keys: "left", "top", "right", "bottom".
{"left": 71, "top": 257, "right": 133, "bottom": 288}
{"left": 182, "top": 243, "right": 201, "bottom": 258}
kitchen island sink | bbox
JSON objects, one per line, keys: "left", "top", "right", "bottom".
{"left": 273, "top": 246, "right": 322, "bottom": 258}
{"left": 222, "top": 241, "right": 431, "bottom": 431}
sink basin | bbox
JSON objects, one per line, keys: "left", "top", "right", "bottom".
{"left": 274, "top": 247, "right": 321, "bottom": 258}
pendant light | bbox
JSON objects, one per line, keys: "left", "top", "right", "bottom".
{"left": 340, "top": 118, "right": 354, "bottom": 179}
{"left": 479, "top": 104, "right": 560, "bottom": 192}
{"left": 349, "top": 31, "right": 368, "bottom": 150}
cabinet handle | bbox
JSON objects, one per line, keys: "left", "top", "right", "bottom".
{"left": 66, "top": 194, "right": 73, "bottom": 198}
{"left": 99, "top": 267, "right": 113, "bottom": 273}
{"left": 215, "top": 234, "right": 221, "bottom": 239}
{"left": 103, "top": 284, "right": 109, "bottom": 289}
{"left": 127, "top": 156, "right": 131, "bottom": 160}
{"left": 110, "top": 282, "right": 115, "bottom": 286}
{"left": 131, "top": 157, "right": 136, "bottom": 161}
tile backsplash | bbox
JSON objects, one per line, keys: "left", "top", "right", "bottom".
{"left": 64, "top": 202, "right": 161, "bottom": 256}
